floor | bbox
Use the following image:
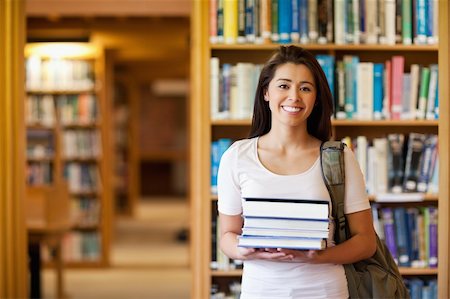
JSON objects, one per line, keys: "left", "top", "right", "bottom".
{"left": 43, "top": 198, "right": 191, "bottom": 299}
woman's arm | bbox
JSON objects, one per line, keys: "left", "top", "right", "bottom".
{"left": 279, "top": 208, "right": 377, "bottom": 264}
{"left": 219, "top": 213, "right": 291, "bottom": 261}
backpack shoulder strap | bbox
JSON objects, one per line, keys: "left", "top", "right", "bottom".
{"left": 320, "top": 141, "right": 348, "bottom": 244}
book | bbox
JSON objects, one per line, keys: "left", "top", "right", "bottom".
{"left": 243, "top": 216, "right": 329, "bottom": 231}
{"left": 243, "top": 198, "right": 329, "bottom": 220}
{"left": 238, "top": 235, "right": 326, "bottom": 250}
{"left": 242, "top": 227, "right": 329, "bottom": 239}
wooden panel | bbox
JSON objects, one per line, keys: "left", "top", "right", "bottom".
{"left": 438, "top": 1, "right": 450, "bottom": 297}
{"left": 190, "top": 2, "right": 211, "bottom": 298}
{"left": 0, "top": 0, "right": 28, "bottom": 297}
{"left": 26, "top": 0, "right": 191, "bottom": 17}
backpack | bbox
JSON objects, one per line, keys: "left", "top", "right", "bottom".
{"left": 320, "top": 140, "right": 410, "bottom": 299}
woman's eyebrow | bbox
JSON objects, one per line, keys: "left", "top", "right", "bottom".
{"left": 276, "top": 78, "right": 314, "bottom": 85}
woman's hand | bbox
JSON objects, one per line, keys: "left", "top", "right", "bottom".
{"left": 276, "top": 248, "right": 322, "bottom": 263}
{"left": 238, "top": 247, "right": 297, "bottom": 261}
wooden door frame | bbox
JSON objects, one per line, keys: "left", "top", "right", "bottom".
{"left": 0, "top": 0, "right": 28, "bottom": 297}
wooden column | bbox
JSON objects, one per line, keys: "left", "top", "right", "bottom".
{"left": 438, "top": 0, "right": 450, "bottom": 298}
{"left": 190, "top": 1, "right": 211, "bottom": 298}
{"left": 0, "top": 0, "right": 28, "bottom": 298}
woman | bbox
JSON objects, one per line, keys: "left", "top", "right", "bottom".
{"left": 217, "top": 45, "right": 376, "bottom": 299}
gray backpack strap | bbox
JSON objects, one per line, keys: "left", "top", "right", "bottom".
{"left": 320, "top": 141, "right": 347, "bottom": 244}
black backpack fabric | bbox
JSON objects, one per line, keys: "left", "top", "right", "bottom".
{"left": 320, "top": 141, "right": 410, "bottom": 299}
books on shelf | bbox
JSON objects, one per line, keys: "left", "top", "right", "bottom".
{"left": 376, "top": 206, "right": 438, "bottom": 268}
{"left": 211, "top": 56, "right": 439, "bottom": 121}
{"left": 209, "top": 0, "right": 438, "bottom": 45}
{"left": 345, "top": 133, "right": 438, "bottom": 196}
{"left": 238, "top": 197, "right": 329, "bottom": 250}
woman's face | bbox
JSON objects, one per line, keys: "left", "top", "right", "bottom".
{"left": 264, "top": 63, "right": 317, "bottom": 128}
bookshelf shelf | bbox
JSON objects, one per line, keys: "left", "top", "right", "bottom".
{"left": 399, "top": 267, "right": 438, "bottom": 276}
{"left": 211, "top": 44, "right": 439, "bottom": 52}
{"left": 211, "top": 119, "right": 439, "bottom": 127}
{"left": 211, "top": 267, "right": 438, "bottom": 277}
{"left": 212, "top": 270, "right": 243, "bottom": 277}
{"left": 191, "top": 2, "right": 449, "bottom": 298}
{"left": 25, "top": 42, "right": 112, "bottom": 267}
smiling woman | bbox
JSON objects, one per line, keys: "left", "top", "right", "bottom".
{"left": 216, "top": 46, "right": 376, "bottom": 299}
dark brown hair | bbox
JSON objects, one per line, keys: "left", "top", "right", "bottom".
{"left": 249, "top": 45, "right": 333, "bottom": 141}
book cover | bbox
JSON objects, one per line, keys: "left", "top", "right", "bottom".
{"left": 243, "top": 216, "right": 329, "bottom": 231}
{"left": 242, "top": 227, "right": 329, "bottom": 239}
{"left": 243, "top": 197, "right": 329, "bottom": 220}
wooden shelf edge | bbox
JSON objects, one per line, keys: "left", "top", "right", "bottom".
{"left": 211, "top": 43, "right": 439, "bottom": 51}
{"left": 211, "top": 267, "right": 437, "bottom": 277}
{"left": 211, "top": 119, "right": 439, "bottom": 127}
{"left": 211, "top": 269, "right": 243, "bottom": 277}
{"left": 399, "top": 267, "right": 438, "bottom": 275}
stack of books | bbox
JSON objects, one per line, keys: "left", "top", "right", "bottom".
{"left": 238, "top": 198, "right": 330, "bottom": 250}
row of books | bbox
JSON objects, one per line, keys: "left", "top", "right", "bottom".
{"left": 26, "top": 94, "right": 99, "bottom": 127}
{"left": 27, "top": 129, "right": 54, "bottom": 159}
{"left": 373, "top": 205, "right": 437, "bottom": 268}
{"left": 210, "top": 56, "right": 439, "bottom": 121}
{"left": 330, "top": 56, "right": 439, "bottom": 121}
{"left": 26, "top": 56, "right": 95, "bottom": 91}
{"left": 345, "top": 133, "right": 439, "bottom": 195}
{"left": 64, "top": 163, "right": 101, "bottom": 194}
{"left": 210, "top": 0, "right": 438, "bottom": 45}
{"left": 70, "top": 197, "right": 100, "bottom": 227}
{"left": 42, "top": 231, "right": 101, "bottom": 262}
{"left": 405, "top": 278, "right": 437, "bottom": 299}
{"left": 27, "top": 162, "right": 52, "bottom": 185}
{"left": 63, "top": 130, "right": 102, "bottom": 159}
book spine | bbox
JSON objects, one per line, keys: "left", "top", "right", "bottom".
{"left": 416, "top": 66, "right": 431, "bottom": 120}
{"left": 393, "top": 207, "right": 410, "bottom": 266}
{"left": 402, "top": 0, "right": 413, "bottom": 44}
{"left": 403, "top": 133, "right": 426, "bottom": 192}
{"left": 210, "top": 0, "right": 218, "bottom": 43}
{"left": 428, "top": 207, "right": 438, "bottom": 267}
{"left": 390, "top": 56, "right": 405, "bottom": 120}
{"left": 271, "top": 0, "right": 280, "bottom": 42}
{"left": 382, "top": 207, "right": 398, "bottom": 263}
{"left": 299, "top": 0, "right": 309, "bottom": 43}
{"left": 278, "top": 0, "right": 292, "bottom": 43}
{"left": 373, "top": 63, "right": 384, "bottom": 120}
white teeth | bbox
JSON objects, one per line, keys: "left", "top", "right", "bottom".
{"left": 282, "top": 106, "right": 301, "bottom": 112}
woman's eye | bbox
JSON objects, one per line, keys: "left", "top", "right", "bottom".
{"left": 278, "top": 84, "right": 289, "bottom": 89}
{"left": 300, "top": 86, "right": 311, "bottom": 92}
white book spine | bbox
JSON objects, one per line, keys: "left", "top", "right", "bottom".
{"left": 210, "top": 57, "right": 220, "bottom": 120}
{"left": 384, "top": 0, "right": 396, "bottom": 45}
{"left": 356, "top": 63, "right": 374, "bottom": 120}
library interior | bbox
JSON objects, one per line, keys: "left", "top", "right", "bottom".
{"left": 1, "top": 1, "right": 450, "bottom": 299}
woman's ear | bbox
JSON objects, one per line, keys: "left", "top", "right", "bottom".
{"left": 264, "top": 91, "right": 269, "bottom": 101}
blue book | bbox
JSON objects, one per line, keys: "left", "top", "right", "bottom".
{"left": 278, "top": 0, "right": 292, "bottom": 43}
{"left": 245, "top": 0, "right": 255, "bottom": 42}
{"left": 373, "top": 63, "right": 384, "bottom": 119}
{"left": 290, "top": 0, "right": 300, "bottom": 42}
{"left": 414, "top": 0, "right": 427, "bottom": 44}
{"left": 408, "top": 278, "right": 424, "bottom": 299}
{"left": 393, "top": 207, "right": 410, "bottom": 267}
{"left": 316, "top": 55, "right": 335, "bottom": 105}
{"left": 381, "top": 207, "right": 398, "bottom": 264}
{"left": 406, "top": 208, "right": 420, "bottom": 266}
{"left": 210, "top": 141, "right": 220, "bottom": 194}
{"left": 299, "top": 0, "right": 309, "bottom": 43}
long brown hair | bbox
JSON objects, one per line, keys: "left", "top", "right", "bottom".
{"left": 249, "top": 45, "right": 333, "bottom": 141}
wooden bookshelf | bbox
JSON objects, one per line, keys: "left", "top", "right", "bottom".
{"left": 25, "top": 42, "right": 112, "bottom": 267}
{"left": 191, "top": 1, "right": 450, "bottom": 298}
